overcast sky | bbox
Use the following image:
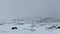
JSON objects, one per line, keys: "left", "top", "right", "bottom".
{"left": 0, "top": 0, "right": 60, "bottom": 18}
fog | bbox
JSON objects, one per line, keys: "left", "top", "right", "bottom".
{"left": 0, "top": 0, "right": 60, "bottom": 18}
{"left": 1, "top": 0, "right": 60, "bottom": 34}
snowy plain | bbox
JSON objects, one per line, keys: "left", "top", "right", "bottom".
{"left": 0, "top": 17, "right": 60, "bottom": 34}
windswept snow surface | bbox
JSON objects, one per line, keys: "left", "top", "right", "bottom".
{"left": 0, "top": 17, "right": 60, "bottom": 34}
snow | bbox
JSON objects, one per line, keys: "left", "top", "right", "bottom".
{"left": 0, "top": 17, "right": 60, "bottom": 34}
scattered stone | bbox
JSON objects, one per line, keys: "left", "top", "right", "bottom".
{"left": 0, "top": 24, "right": 4, "bottom": 25}
{"left": 30, "top": 25, "right": 36, "bottom": 27}
{"left": 47, "top": 27, "right": 54, "bottom": 29}
{"left": 46, "top": 25, "right": 56, "bottom": 30}
{"left": 23, "top": 28, "right": 36, "bottom": 32}
{"left": 29, "top": 29, "right": 36, "bottom": 31}
{"left": 14, "top": 23, "right": 24, "bottom": 25}
{"left": 17, "top": 23, "right": 24, "bottom": 25}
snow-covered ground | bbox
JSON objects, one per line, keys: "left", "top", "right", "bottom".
{"left": 0, "top": 17, "right": 60, "bottom": 34}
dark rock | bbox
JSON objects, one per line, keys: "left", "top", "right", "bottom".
{"left": 11, "top": 27, "right": 18, "bottom": 30}
{"left": 56, "top": 26, "right": 60, "bottom": 29}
